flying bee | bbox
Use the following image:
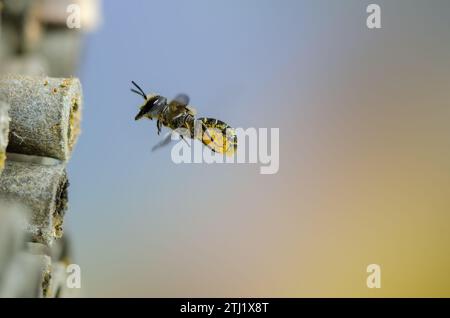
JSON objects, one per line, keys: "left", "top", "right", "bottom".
{"left": 131, "top": 81, "right": 237, "bottom": 155}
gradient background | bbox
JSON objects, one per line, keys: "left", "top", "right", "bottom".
{"left": 65, "top": 0, "right": 450, "bottom": 297}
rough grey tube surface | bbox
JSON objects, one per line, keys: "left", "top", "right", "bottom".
{"left": 0, "top": 160, "right": 69, "bottom": 246}
{"left": 0, "top": 101, "right": 9, "bottom": 172}
{"left": 0, "top": 74, "right": 82, "bottom": 161}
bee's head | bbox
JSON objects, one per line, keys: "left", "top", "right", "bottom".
{"left": 131, "top": 81, "right": 167, "bottom": 120}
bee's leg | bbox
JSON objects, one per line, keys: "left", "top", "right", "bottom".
{"left": 201, "top": 122, "right": 215, "bottom": 143}
{"left": 157, "top": 119, "right": 162, "bottom": 135}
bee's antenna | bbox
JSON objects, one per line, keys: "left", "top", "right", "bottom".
{"left": 131, "top": 88, "right": 146, "bottom": 99}
{"left": 131, "top": 81, "right": 147, "bottom": 99}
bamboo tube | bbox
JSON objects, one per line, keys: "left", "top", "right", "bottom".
{"left": 0, "top": 74, "right": 82, "bottom": 161}
{"left": 0, "top": 101, "right": 9, "bottom": 172}
{"left": 0, "top": 160, "right": 69, "bottom": 245}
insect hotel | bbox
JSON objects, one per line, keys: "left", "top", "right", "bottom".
{"left": 0, "top": 74, "right": 83, "bottom": 297}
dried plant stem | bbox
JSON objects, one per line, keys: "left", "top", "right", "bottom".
{"left": 0, "top": 160, "right": 68, "bottom": 246}
{"left": 0, "top": 74, "right": 82, "bottom": 161}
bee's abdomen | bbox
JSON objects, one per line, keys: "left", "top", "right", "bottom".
{"left": 197, "top": 117, "right": 237, "bottom": 155}
{"left": 198, "top": 118, "right": 229, "bottom": 131}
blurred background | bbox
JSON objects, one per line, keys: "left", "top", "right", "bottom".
{"left": 2, "top": 0, "right": 450, "bottom": 297}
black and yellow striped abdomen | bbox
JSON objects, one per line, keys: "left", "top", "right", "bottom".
{"left": 167, "top": 114, "right": 237, "bottom": 156}
{"left": 197, "top": 117, "right": 237, "bottom": 156}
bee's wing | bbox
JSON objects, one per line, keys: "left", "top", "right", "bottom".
{"left": 169, "top": 94, "right": 190, "bottom": 112}
{"left": 173, "top": 94, "right": 190, "bottom": 106}
{"left": 174, "top": 94, "right": 197, "bottom": 115}
{"left": 151, "top": 132, "right": 173, "bottom": 152}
